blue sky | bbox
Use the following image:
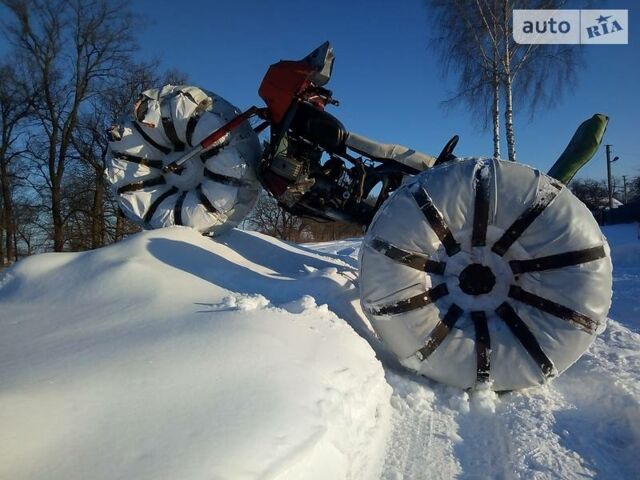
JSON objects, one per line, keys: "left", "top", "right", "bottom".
{"left": 3, "top": 0, "right": 638, "bottom": 180}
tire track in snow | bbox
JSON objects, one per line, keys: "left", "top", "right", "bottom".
{"left": 550, "top": 319, "right": 640, "bottom": 478}
{"left": 377, "top": 322, "right": 640, "bottom": 480}
{"left": 380, "top": 371, "right": 461, "bottom": 480}
{"left": 378, "top": 367, "right": 598, "bottom": 480}
{"left": 454, "top": 387, "right": 592, "bottom": 480}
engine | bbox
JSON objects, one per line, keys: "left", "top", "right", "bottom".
{"left": 260, "top": 132, "right": 365, "bottom": 222}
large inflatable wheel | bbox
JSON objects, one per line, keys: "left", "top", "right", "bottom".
{"left": 106, "top": 85, "right": 261, "bottom": 235}
{"left": 359, "top": 158, "right": 612, "bottom": 391}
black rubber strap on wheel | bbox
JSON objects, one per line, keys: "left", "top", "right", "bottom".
{"left": 495, "top": 302, "right": 555, "bottom": 378}
{"left": 173, "top": 190, "right": 188, "bottom": 225}
{"left": 471, "top": 164, "right": 491, "bottom": 247}
{"left": 410, "top": 184, "right": 461, "bottom": 256}
{"left": 367, "top": 283, "right": 449, "bottom": 316}
{"left": 159, "top": 95, "right": 185, "bottom": 151}
{"left": 161, "top": 117, "right": 184, "bottom": 152}
{"left": 204, "top": 169, "right": 249, "bottom": 188}
{"left": 492, "top": 182, "right": 561, "bottom": 256}
{"left": 508, "top": 285, "right": 598, "bottom": 334}
{"left": 134, "top": 97, "right": 151, "bottom": 123}
{"left": 509, "top": 245, "right": 606, "bottom": 274}
{"left": 196, "top": 184, "right": 219, "bottom": 214}
{"left": 113, "top": 153, "right": 164, "bottom": 170}
{"left": 415, "top": 303, "right": 463, "bottom": 361}
{"left": 471, "top": 311, "right": 491, "bottom": 383}
{"left": 143, "top": 186, "right": 178, "bottom": 224}
{"left": 180, "top": 89, "right": 200, "bottom": 106}
{"left": 132, "top": 121, "right": 172, "bottom": 155}
{"left": 117, "top": 176, "right": 166, "bottom": 195}
{"left": 185, "top": 113, "right": 202, "bottom": 147}
{"left": 200, "top": 146, "right": 225, "bottom": 162}
{"left": 368, "top": 237, "right": 446, "bottom": 275}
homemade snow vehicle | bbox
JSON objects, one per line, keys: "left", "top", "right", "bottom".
{"left": 106, "top": 42, "right": 612, "bottom": 391}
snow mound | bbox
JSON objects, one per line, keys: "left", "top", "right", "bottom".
{"left": 0, "top": 228, "right": 391, "bottom": 480}
{"left": 1, "top": 223, "right": 638, "bottom": 480}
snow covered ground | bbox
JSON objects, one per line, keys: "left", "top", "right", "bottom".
{"left": 316, "top": 224, "right": 640, "bottom": 480}
{"left": 1, "top": 223, "right": 638, "bottom": 479}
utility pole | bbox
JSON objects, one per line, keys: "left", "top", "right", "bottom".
{"left": 605, "top": 144, "right": 619, "bottom": 209}
{"left": 606, "top": 144, "right": 613, "bottom": 209}
{"left": 623, "top": 175, "right": 628, "bottom": 203}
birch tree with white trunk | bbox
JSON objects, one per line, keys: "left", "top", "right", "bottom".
{"left": 426, "top": 0, "right": 582, "bottom": 162}
{"left": 429, "top": 0, "right": 503, "bottom": 158}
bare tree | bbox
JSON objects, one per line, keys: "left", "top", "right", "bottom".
{"left": 428, "top": 0, "right": 502, "bottom": 158}
{"left": 0, "top": 63, "right": 33, "bottom": 264}
{"left": 302, "top": 219, "right": 363, "bottom": 242}
{"left": 13, "top": 196, "right": 48, "bottom": 256}
{"left": 243, "top": 192, "right": 365, "bottom": 243}
{"left": 628, "top": 177, "right": 640, "bottom": 203}
{"left": 3, "top": 0, "right": 137, "bottom": 251}
{"left": 426, "top": 0, "right": 582, "bottom": 161}
{"left": 499, "top": 0, "right": 582, "bottom": 162}
{"left": 569, "top": 178, "right": 609, "bottom": 211}
{"left": 243, "top": 192, "right": 311, "bottom": 242}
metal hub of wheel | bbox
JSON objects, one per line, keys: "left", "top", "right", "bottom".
{"left": 458, "top": 263, "right": 496, "bottom": 295}
{"left": 164, "top": 154, "right": 206, "bottom": 192}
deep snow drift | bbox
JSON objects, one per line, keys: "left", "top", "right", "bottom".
{"left": 0, "top": 228, "right": 391, "bottom": 480}
{"left": 1, "top": 223, "right": 639, "bottom": 479}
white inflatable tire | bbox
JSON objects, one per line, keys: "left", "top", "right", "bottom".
{"left": 359, "top": 158, "right": 612, "bottom": 391}
{"left": 106, "top": 85, "right": 261, "bottom": 235}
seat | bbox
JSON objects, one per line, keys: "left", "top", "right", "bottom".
{"left": 345, "top": 132, "right": 436, "bottom": 172}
